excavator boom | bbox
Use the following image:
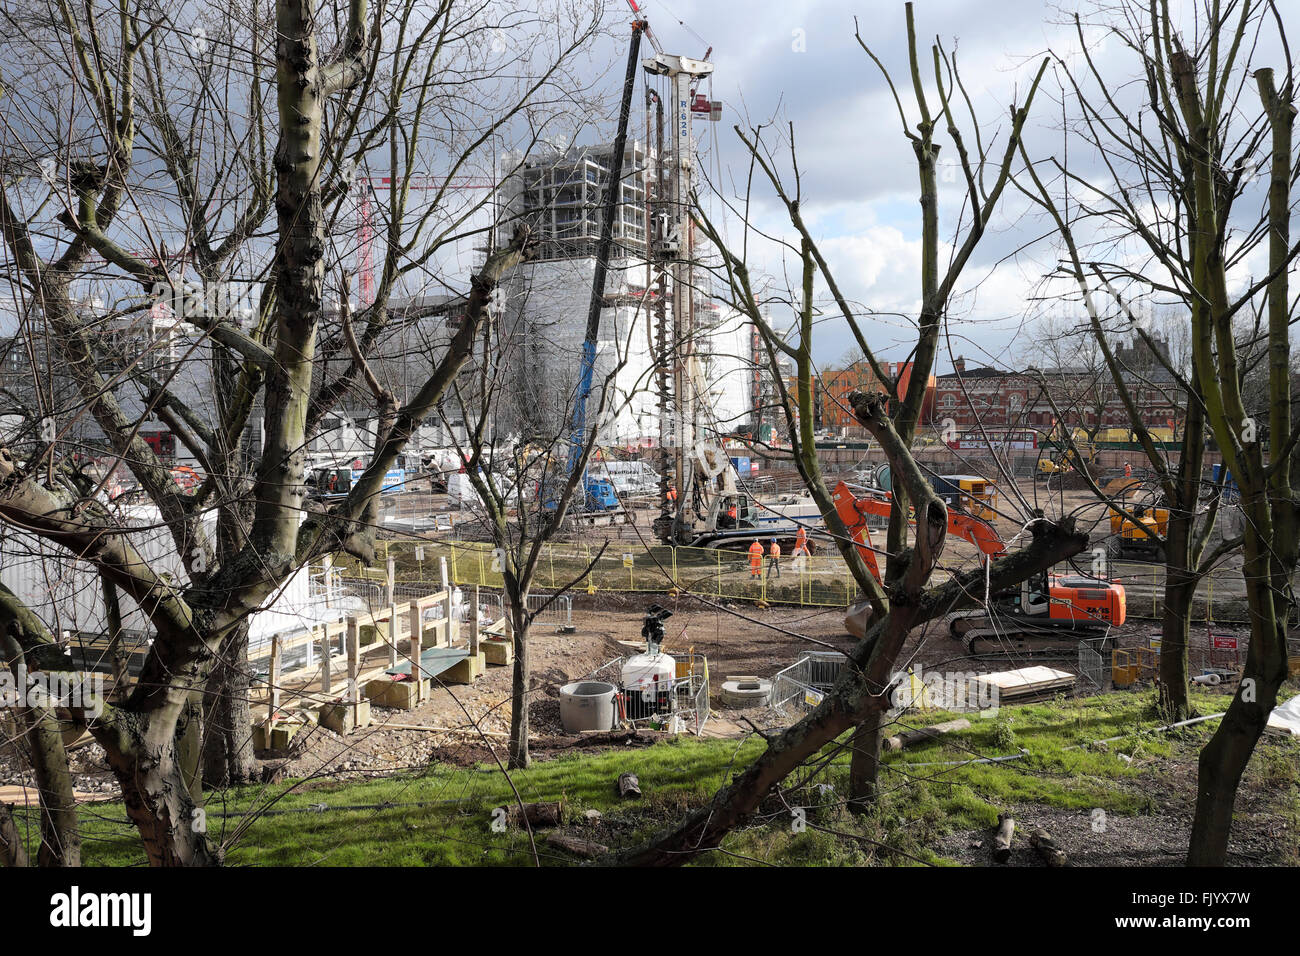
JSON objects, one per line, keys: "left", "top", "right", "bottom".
{"left": 831, "top": 480, "right": 1004, "bottom": 581}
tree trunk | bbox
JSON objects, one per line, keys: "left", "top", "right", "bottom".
{"left": 1188, "top": 561, "right": 1288, "bottom": 865}
{"left": 847, "top": 487, "right": 909, "bottom": 808}
{"left": 201, "top": 621, "right": 257, "bottom": 787}
{"left": 507, "top": 597, "right": 530, "bottom": 770}
{"left": 846, "top": 710, "right": 882, "bottom": 812}
{"left": 99, "top": 713, "right": 220, "bottom": 867}
{"left": 25, "top": 705, "right": 81, "bottom": 867}
{"left": 1157, "top": 513, "right": 1195, "bottom": 722}
{"left": 0, "top": 631, "right": 79, "bottom": 866}
{"left": 0, "top": 804, "right": 28, "bottom": 867}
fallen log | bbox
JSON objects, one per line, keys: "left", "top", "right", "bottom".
{"left": 545, "top": 831, "right": 609, "bottom": 859}
{"left": 617, "top": 772, "right": 642, "bottom": 799}
{"left": 883, "top": 718, "right": 971, "bottom": 752}
{"left": 504, "top": 800, "right": 565, "bottom": 829}
{"left": 533, "top": 729, "right": 665, "bottom": 751}
{"left": 993, "top": 812, "right": 1015, "bottom": 864}
{"left": 1030, "top": 827, "right": 1067, "bottom": 867}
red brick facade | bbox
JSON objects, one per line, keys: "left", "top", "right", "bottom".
{"left": 931, "top": 357, "right": 1182, "bottom": 436}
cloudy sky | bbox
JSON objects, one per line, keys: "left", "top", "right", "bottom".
{"left": 594, "top": 0, "right": 1286, "bottom": 371}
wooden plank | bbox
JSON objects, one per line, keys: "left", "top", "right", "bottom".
{"left": 346, "top": 618, "right": 360, "bottom": 701}
{"left": 444, "top": 588, "right": 458, "bottom": 646}
{"left": 388, "top": 601, "right": 400, "bottom": 667}
{"left": 320, "top": 625, "right": 333, "bottom": 695}
{"left": 268, "top": 634, "right": 282, "bottom": 727}
{"left": 469, "top": 585, "right": 480, "bottom": 656}
{"left": 408, "top": 600, "right": 423, "bottom": 704}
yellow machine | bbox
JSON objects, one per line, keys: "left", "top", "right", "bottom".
{"left": 1108, "top": 505, "right": 1168, "bottom": 560}
{"left": 1036, "top": 443, "right": 1097, "bottom": 479}
{"left": 931, "top": 474, "right": 998, "bottom": 520}
{"left": 1112, "top": 646, "right": 1158, "bottom": 688}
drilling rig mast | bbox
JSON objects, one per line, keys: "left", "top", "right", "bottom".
{"left": 642, "top": 48, "right": 728, "bottom": 544}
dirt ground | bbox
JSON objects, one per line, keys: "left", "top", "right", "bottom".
{"left": 0, "top": 576, "right": 1250, "bottom": 802}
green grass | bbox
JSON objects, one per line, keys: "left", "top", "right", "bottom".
{"left": 14, "top": 688, "right": 1296, "bottom": 866}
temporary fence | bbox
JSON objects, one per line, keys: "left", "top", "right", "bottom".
{"left": 435, "top": 540, "right": 859, "bottom": 608}
{"left": 581, "top": 652, "right": 711, "bottom": 736}
{"left": 356, "top": 539, "right": 1270, "bottom": 620}
{"left": 770, "top": 651, "right": 848, "bottom": 719}
{"left": 527, "top": 592, "right": 574, "bottom": 631}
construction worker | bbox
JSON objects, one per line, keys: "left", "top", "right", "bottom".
{"left": 1124, "top": 461, "right": 1132, "bottom": 477}
{"left": 791, "top": 538, "right": 810, "bottom": 573}
{"left": 795, "top": 525, "right": 808, "bottom": 554}
{"left": 748, "top": 539, "right": 764, "bottom": 578}
{"left": 667, "top": 485, "right": 678, "bottom": 505}
{"left": 767, "top": 537, "right": 781, "bottom": 579}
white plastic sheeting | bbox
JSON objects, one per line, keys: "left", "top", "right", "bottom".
{"left": 0, "top": 504, "right": 348, "bottom": 647}
{"left": 1266, "top": 694, "right": 1300, "bottom": 738}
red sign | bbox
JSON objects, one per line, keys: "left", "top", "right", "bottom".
{"left": 1212, "top": 636, "right": 1238, "bottom": 650}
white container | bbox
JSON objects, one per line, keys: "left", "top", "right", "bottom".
{"left": 622, "top": 652, "right": 676, "bottom": 719}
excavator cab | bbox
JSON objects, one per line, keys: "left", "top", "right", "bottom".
{"left": 1020, "top": 570, "right": 1052, "bottom": 616}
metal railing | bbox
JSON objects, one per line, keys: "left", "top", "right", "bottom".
{"left": 527, "top": 592, "right": 574, "bottom": 631}
{"left": 770, "top": 651, "right": 847, "bottom": 720}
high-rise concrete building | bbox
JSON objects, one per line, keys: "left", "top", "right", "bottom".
{"left": 492, "top": 141, "right": 756, "bottom": 450}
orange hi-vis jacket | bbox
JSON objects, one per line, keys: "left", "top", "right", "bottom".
{"left": 748, "top": 541, "right": 764, "bottom": 568}
{"left": 769, "top": 541, "right": 781, "bottom": 558}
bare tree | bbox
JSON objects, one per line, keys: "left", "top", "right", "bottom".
{"left": 1021, "top": 0, "right": 1299, "bottom": 862}
{"left": 614, "top": 6, "right": 1071, "bottom": 864}
{"left": 0, "top": 0, "right": 602, "bottom": 865}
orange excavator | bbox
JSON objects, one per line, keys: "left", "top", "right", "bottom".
{"left": 832, "top": 481, "right": 1125, "bottom": 655}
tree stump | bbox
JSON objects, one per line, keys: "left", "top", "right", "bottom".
{"left": 993, "top": 812, "right": 1015, "bottom": 863}
{"left": 1030, "top": 827, "right": 1067, "bottom": 866}
{"left": 617, "top": 772, "right": 642, "bottom": 798}
{"left": 504, "top": 800, "right": 565, "bottom": 829}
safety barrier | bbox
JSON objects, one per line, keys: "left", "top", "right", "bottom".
{"left": 356, "top": 539, "right": 1270, "bottom": 619}
{"left": 427, "top": 540, "right": 861, "bottom": 608}
{"left": 771, "top": 651, "right": 848, "bottom": 719}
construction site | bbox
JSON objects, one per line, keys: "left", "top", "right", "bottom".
{"left": 1, "top": 0, "right": 1299, "bottom": 909}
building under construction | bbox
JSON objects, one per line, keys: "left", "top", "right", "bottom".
{"left": 490, "top": 139, "right": 757, "bottom": 451}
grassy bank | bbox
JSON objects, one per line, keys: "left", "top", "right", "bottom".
{"left": 14, "top": 688, "right": 1295, "bottom": 866}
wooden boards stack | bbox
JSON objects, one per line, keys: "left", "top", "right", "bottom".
{"left": 973, "top": 666, "right": 1076, "bottom": 703}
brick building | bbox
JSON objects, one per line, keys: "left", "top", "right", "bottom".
{"left": 810, "top": 360, "right": 935, "bottom": 432}
{"left": 933, "top": 345, "right": 1184, "bottom": 440}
